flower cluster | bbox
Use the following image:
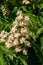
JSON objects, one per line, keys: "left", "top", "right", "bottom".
{"left": 1, "top": 5, "right": 9, "bottom": 15}
{"left": 0, "top": 10, "right": 31, "bottom": 55}
{"left": 0, "top": 30, "right": 9, "bottom": 42}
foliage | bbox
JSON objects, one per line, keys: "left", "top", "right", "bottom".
{"left": 0, "top": 0, "right": 43, "bottom": 65}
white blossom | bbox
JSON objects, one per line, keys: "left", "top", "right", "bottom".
{"left": 14, "top": 33, "right": 21, "bottom": 38}
{"left": 22, "top": 0, "right": 30, "bottom": 4}
{"left": 25, "top": 41, "right": 31, "bottom": 47}
{"left": 0, "top": 38, "right": 6, "bottom": 42}
{"left": 13, "top": 20, "right": 18, "bottom": 27}
{"left": 20, "top": 27, "right": 28, "bottom": 34}
{"left": 23, "top": 49, "right": 27, "bottom": 55}
{"left": 16, "top": 15, "right": 23, "bottom": 21}
{"left": 15, "top": 46, "right": 22, "bottom": 52}
{"left": 25, "top": 34, "right": 29, "bottom": 38}
{"left": 11, "top": 27, "right": 17, "bottom": 33}
{"left": 20, "top": 37, "right": 25, "bottom": 44}
{"left": 25, "top": 1, "right": 30, "bottom": 4}
{"left": 19, "top": 21, "right": 28, "bottom": 26}
{"left": 13, "top": 38, "right": 19, "bottom": 46}
{"left": 24, "top": 16, "right": 29, "bottom": 21}
{"left": 1, "top": 6, "right": 7, "bottom": 15}
{"left": 0, "top": 30, "right": 9, "bottom": 42}
{"left": 16, "top": 10, "right": 22, "bottom": 15}
{"left": 5, "top": 42, "right": 13, "bottom": 48}
{"left": 8, "top": 34, "right": 14, "bottom": 41}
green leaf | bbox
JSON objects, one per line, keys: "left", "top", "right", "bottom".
{"left": 0, "top": 50, "right": 5, "bottom": 65}
{"left": 35, "top": 26, "right": 43, "bottom": 38}
{"left": 39, "top": 16, "right": 43, "bottom": 24}
{"left": 12, "top": 7, "right": 18, "bottom": 13}
{"left": 40, "top": 36, "right": 43, "bottom": 52}
{"left": 39, "top": 3, "right": 43, "bottom": 10}
{"left": 19, "top": 57, "right": 28, "bottom": 65}
{"left": 32, "top": 39, "right": 43, "bottom": 65}
{"left": 0, "top": 46, "right": 14, "bottom": 61}
{"left": 21, "top": 6, "right": 27, "bottom": 12}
